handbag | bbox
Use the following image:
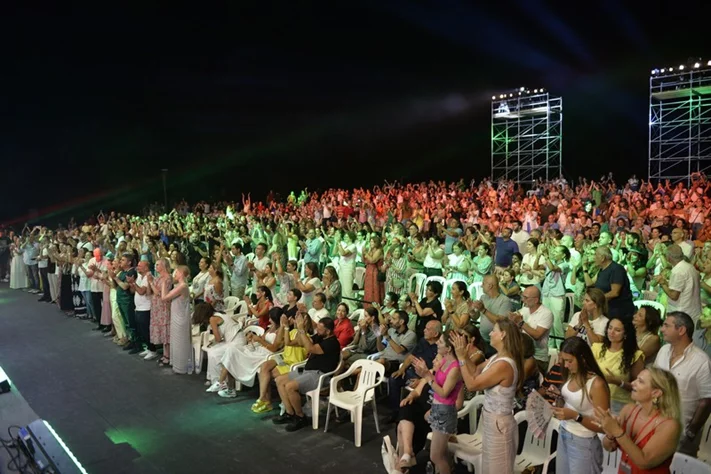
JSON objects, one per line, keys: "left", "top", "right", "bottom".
{"left": 377, "top": 270, "right": 386, "bottom": 282}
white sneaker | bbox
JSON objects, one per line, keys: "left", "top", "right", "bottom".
{"left": 138, "top": 349, "right": 149, "bottom": 357}
{"left": 218, "top": 388, "right": 237, "bottom": 398}
{"left": 143, "top": 351, "right": 159, "bottom": 361}
{"left": 206, "top": 381, "right": 226, "bottom": 393}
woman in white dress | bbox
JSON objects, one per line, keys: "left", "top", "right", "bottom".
{"left": 337, "top": 231, "right": 357, "bottom": 310}
{"left": 216, "top": 307, "right": 284, "bottom": 398}
{"left": 192, "top": 302, "right": 243, "bottom": 390}
{"left": 9, "top": 237, "right": 29, "bottom": 289}
{"left": 191, "top": 257, "right": 211, "bottom": 303}
{"left": 162, "top": 265, "right": 193, "bottom": 375}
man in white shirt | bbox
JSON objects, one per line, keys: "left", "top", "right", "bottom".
{"left": 85, "top": 248, "right": 108, "bottom": 329}
{"left": 511, "top": 221, "right": 530, "bottom": 256}
{"left": 510, "top": 286, "right": 554, "bottom": 374}
{"left": 671, "top": 228, "right": 694, "bottom": 260}
{"left": 307, "top": 293, "right": 329, "bottom": 323}
{"left": 655, "top": 245, "right": 702, "bottom": 323}
{"left": 130, "top": 260, "right": 158, "bottom": 360}
{"left": 655, "top": 311, "right": 711, "bottom": 456}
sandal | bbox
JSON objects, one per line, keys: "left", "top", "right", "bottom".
{"left": 158, "top": 358, "right": 171, "bottom": 367}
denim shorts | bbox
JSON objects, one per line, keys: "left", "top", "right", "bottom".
{"left": 428, "top": 404, "right": 458, "bottom": 435}
{"left": 288, "top": 370, "right": 323, "bottom": 394}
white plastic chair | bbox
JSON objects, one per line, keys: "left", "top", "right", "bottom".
{"left": 290, "top": 357, "right": 343, "bottom": 430}
{"left": 564, "top": 292, "right": 575, "bottom": 324}
{"left": 223, "top": 296, "right": 240, "bottom": 314}
{"left": 354, "top": 266, "right": 366, "bottom": 290}
{"left": 599, "top": 438, "right": 621, "bottom": 474}
{"left": 670, "top": 452, "right": 711, "bottom": 474}
{"left": 698, "top": 414, "right": 711, "bottom": 464}
{"left": 641, "top": 290, "right": 659, "bottom": 302}
{"left": 324, "top": 359, "right": 384, "bottom": 447}
{"left": 349, "top": 308, "right": 365, "bottom": 323}
{"left": 430, "top": 395, "right": 485, "bottom": 472}
{"left": 547, "top": 348, "right": 559, "bottom": 374}
{"left": 407, "top": 272, "right": 427, "bottom": 298}
{"left": 514, "top": 414, "right": 559, "bottom": 473}
{"left": 633, "top": 300, "right": 666, "bottom": 319}
{"left": 468, "top": 281, "right": 483, "bottom": 301}
{"left": 233, "top": 325, "right": 267, "bottom": 390}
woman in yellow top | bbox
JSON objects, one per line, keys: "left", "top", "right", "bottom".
{"left": 252, "top": 302, "right": 312, "bottom": 414}
{"left": 591, "top": 316, "right": 645, "bottom": 415}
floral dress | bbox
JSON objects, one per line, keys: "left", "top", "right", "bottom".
{"left": 150, "top": 275, "right": 172, "bottom": 345}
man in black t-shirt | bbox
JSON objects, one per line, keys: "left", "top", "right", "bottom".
{"left": 584, "top": 246, "right": 635, "bottom": 320}
{"left": 273, "top": 315, "right": 340, "bottom": 432}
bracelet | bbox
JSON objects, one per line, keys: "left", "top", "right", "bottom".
{"left": 613, "top": 430, "right": 625, "bottom": 439}
{"left": 619, "top": 380, "right": 625, "bottom": 388}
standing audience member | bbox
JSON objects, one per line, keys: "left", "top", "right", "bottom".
{"left": 585, "top": 246, "right": 635, "bottom": 320}
{"left": 655, "top": 244, "right": 702, "bottom": 324}
{"left": 655, "top": 311, "right": 711, "bottom": 456}
{"left": 510, "top": 286, "right": 553, "bottom": 375}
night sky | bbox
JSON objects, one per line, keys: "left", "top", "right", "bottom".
{"left": 3, "top": 2, "right": 709, "bottom": 225}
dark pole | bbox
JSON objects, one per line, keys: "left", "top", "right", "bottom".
{"left": 161, "top": 169, "right": 168, "bottom": 210}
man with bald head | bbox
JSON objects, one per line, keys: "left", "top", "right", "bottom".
{"left": 510, "top": 286, "right": 553, "bottom": 374}
{"left": 584, "top": 245, "right": 635, "bottom": 320}
{"left": 655, "top": 244, "right": 702, "bottom": 323}
{"left": 470, "top": 274, "right": 512, "bottom": 356}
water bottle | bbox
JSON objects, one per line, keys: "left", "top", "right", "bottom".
{"left": 425, "top": 461, "right": 435, "bottom": 474}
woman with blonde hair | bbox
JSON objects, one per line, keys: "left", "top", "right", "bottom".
{"left": 565, "top": 287, "right": 609, "bottom": 345}
{"left": 450, "top": 318, "right": 525, "bottom": 473}
{"left": 596, "top": 367, "right": 682, "bottom": 473}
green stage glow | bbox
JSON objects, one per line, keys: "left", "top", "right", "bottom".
{"left": 104, "top": 427, "right": 166, "bottom": 456}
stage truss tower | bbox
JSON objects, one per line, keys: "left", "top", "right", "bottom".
{"left": 649, "top": 60, "right": 711, "bottom": 184}
{"left": 491, "top": 88, "right": 562, "bottom": 184}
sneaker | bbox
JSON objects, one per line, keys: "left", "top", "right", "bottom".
{"left": 218, "top": 388, "right": 237, "bottom": 398}
{"left": 272, "top": 413, "right": 294, "bottom": 425}
{"left": 128, "top": 347, "right": 142, "bottom": 355}
{"left": 143, "top": 351, "right": 159, "bottom": 361}
{"left": 206, "top": 382, "right": 225, "bottom": 393}
{"left": 285, "top": 415, "right": 309, "bottom": 432}
{"left": 252, "top": 401, "right": 273, "bottom": 414}
{"left": 138, "top": 349, "right": 150, "bottom": 357}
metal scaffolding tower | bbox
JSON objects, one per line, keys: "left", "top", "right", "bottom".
{"left": 491, "top": 88, "right": 562, "bottom": 184}
{"left": 648, "top": 60, "right": 711, "bottom": 184}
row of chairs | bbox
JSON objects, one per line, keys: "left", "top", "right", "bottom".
{"left": 434, "top": 395, "right": 711, "bottom": 474}
{"left": 407, "top": 273, "right": 484, "bottom": 304}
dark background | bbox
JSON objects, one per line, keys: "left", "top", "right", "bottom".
{"left": 2, "top": 1, "right": 709, "bottom": 225}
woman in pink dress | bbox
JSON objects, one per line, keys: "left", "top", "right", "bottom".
{"left": 363, "top": 235, "right": 384, "bottom": 308}
{"left": 150, "top": 258, "right": 173, "bottom": 366}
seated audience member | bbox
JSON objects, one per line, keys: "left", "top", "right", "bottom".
{"left": 342, "top": 307, "right": 380, "bottom": 366}
{"left": 441, "top": 280, "right": 471, "bottom": 330}
{"left": 244, "top": 286, "right": 274, "bottom": 330}
{"left": 273, "top": 315, "right": 341, "bottom": 432}
{"left": 251, "top": 312, "right": 312, "bottom": 414}
{"left": 387, "top": 320, "right": 442, "bottom": 420}
{"left": 374, "top": 310, "right": 417, "bottom": 376}
{"left": 591, "top": 317, "right": 645, "bottom": 414}
{"left": 332, "top": 302, "right": 355, "bottom": 348}
{"left": 633, "top": 305, "right": 663, "bottom": 366}
{"left": 307, "top": 293, "right": 329, "bottom": 323}
{"left": 655, "top": 311, "right": 711, "bottom": 456}
{"left": 565, "top": 287, "right": 609, "bottom": 345}
{"left": 409, "top": 280, "right": 444, "bottom": 340}
{"left": 194, "top": 302, "right": 243, "bottom": 391}
{"left": 216, "top": 307, "right": 284, "bottom": 398}
{"left": 510, "top": 285, "right": 553, "bottom": 375}
{"left": 598, "top": 367, "right": 682, "bottom": 472}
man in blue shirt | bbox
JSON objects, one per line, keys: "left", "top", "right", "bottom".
{"left": 495, "top": 227, "right": 519, "bottom": 270}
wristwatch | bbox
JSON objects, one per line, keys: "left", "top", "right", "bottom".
{"left": 575, "top": 413, "right": 584, "bottom": 423}
{"left": 685, "top": 428, "right": 696, "bottom": 439}
{"left": 458, "top": 359, "right": 466, "bottom": 367}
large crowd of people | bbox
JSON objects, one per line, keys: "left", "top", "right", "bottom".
{"left": 2, "top": 171, "right": 711, "bottom": 473}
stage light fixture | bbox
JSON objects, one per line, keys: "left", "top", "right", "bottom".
{"left": 679, "top": 65, "right": 684, "bottom": 70}
{"left": 534, "top": 89, "right": 538, "bottom": 93}
{"left": 694, "top": 62, "right": 701, "bottom": 68}
{"left": 669, "top": 67, "right": 674, "bottom": 71}
{"left": 660, "top": 68, "right": 666, "bottom": 73}
{"left": 492, "top": 95, "right": 496, "bottom": 100}
{"left": 708, "top": 60, "right": 711, "bottom": 66}
{"left": 519, "top": 87, "right": 525, "bottom": 91}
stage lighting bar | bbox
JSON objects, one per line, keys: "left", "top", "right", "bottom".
{"left": 651, "top": 58, "right": 711, "bottom": 75}
{"left": 491, "top": 87, "right": 546, "bottom": 101}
